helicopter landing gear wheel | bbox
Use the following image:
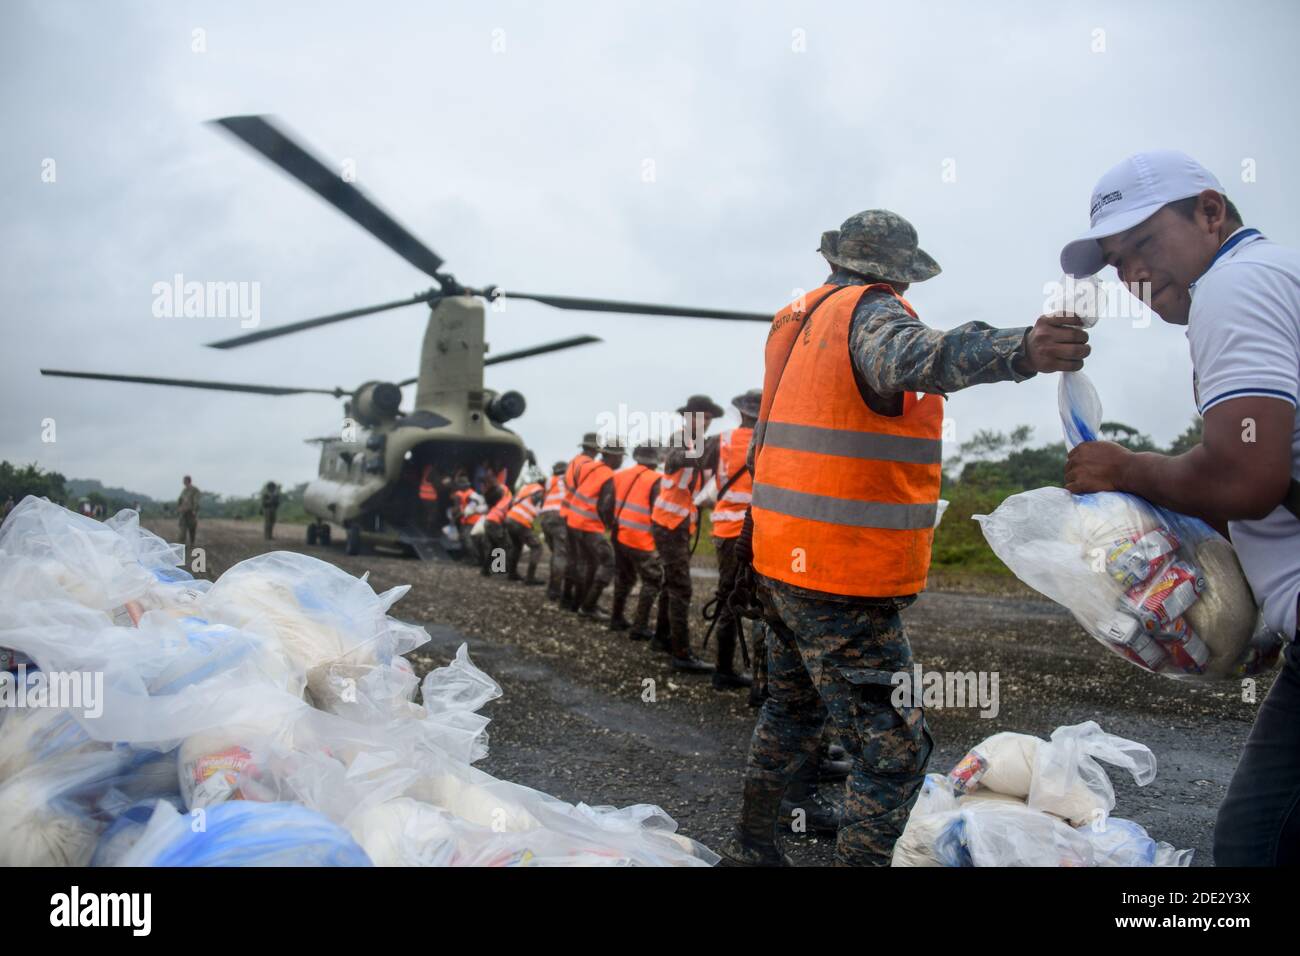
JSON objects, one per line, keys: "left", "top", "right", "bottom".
{"left": 345, "top": 523, "right": 362, "bottom": 556}
{"left": 320, "top": 524, "right": 332, "bottom": 546}
{"left": 306, "top": 523, "right": 318, "bottom": 546}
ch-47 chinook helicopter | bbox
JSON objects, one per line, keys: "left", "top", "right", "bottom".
{"left": 42, "top": 115, "right": 772, "bottom": 558}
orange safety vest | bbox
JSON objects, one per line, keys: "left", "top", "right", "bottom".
{"left": 454, "top": 488, "right": 482, "bottom": 526}
{"left": 541, "top": 474, "right": 566, "bottom": 514}
{"left": 567, "top": 461, "right": 614, "bottom": 533}
{"left": 711, "top": 426, "right": 752, "bottom": 539}
{"left": 752, "top": 284, "right": 943, "bottom": 598}
{"left": 418, "top": 465, "right": 438, "bottom": 502}
{"left": 651, "top": 462, "right": 704, "bottom": 534}
{"left": 562, "top": 453, "right": 595, "bottom": 520}
{"left": 486, "top": 493, "right": 511, "bottom": 525}
{"left": 612, "top": 465, "right": 660, "bottom": 552}
{"left": 507, "top": 482, "right": 543, "bottom": 527}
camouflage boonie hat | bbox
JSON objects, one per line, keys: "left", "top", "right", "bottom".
{"left": 600, "top": 438, "right": 626, "bottom": 457}
{"left": 731, "top": 388, "right": 762, "bottom": 419}
{"left": 579, "top": 431, "right": 599, "bottom": 449}
{"left": 819, "top": 209, "right": 941, "bottom": 283}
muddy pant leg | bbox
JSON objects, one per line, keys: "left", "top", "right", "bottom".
{"left": 505, "top": 524, "right": 524, "bottom": 576}
{"left": 1214, "top": 641, "right": 1300, "bottom": 865}
{"left": 565, "top": 524, "right": 585, "bottom": 590}
{"left": 752, "top": 621, "right": 770, "bottom": 697}
{"left": 762, "top": 586, "right": 932, "bottom": 867}
{"left": 579, "top": 531, "right": 614, "bottom": 609}
{"left": 713, "top": 536, "right": 741, "bottom": 673}
{"left": 612, "top": 543, "right": 635, "bottom": 618}
{"left": 542, "top": 516, "right": 566, "bottom": 596}
{"left": 522, "top": 527, "right": 542, "bottom": 579}
{"left": 632, "top": 549, "right": 663, "bottom": 630}
{"left": 743, "top": 593, "right": 827, "bottom": 797}
{"left": 653, "top": 524, "right": 693, "bottom": 656}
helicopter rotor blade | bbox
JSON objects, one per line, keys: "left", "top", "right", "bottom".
{"left": 41, "top": 369, "right": 346, "bottom": 398}
{"left": 396, "top": 334, "right": 602, "bottom": 387}
{"left": 486, "top": 290, "right": 772, "bottom": 323}
{"left": 210, "top": 115, "right": 446, "bottom": 279}
{"left": 206, "top": 290, "right": 432, "bottom": 349}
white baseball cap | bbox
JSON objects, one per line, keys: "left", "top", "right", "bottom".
{"left": 1059, "top": 150, "right": 1224, "bottom": 277}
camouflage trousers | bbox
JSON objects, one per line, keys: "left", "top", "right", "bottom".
{"left": 572, "top": 528, "right": 614, "bottom": 605}
{"left": 563, "top": 523, "right": 587, "bottom": 593}
{"left": 652, "top": 522, "right": 693, "bottom": 655}
{"left": 712, "top": 535, "right": 748, "bottom": 674}
{"left": 178, "top": 513, "right": 197, "bottom": 551}
{"left": 482, "top": 521, "right": 509, "bottom": 573}
{"left": 745, "top": 581, "right": 933, "bottom": 866}
{"left": 540, "top": 513, "right": 567, "bottom": 597}
{"left": 505, "top": 521, "right": 541, "bottom": 579}
{"left": 612, "top": 542, "right": 662, "bottom": 629}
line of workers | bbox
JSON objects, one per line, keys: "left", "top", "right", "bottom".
{"left": 445, "top": 390, "right": 763, "bottom": 695}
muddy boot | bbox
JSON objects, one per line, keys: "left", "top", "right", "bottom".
{"left": 629, "top": 626, "right": 655, "bottom": 642}
{"left": 561, "top": 581, "right": 579, "bottom": 611}
{"left": 747, "top": 680, "right": 770, "bottom": 709}
{"left": 608, "top": 590, "right": 630, "bottom": 631}
{"left": 718, "top": 779, "right": 793, "bottom": 867}
{"left": 712, "top": 669, "right": 753, "bottom": 690}
{"left": 579, "top": 582, "right": 609, "bottom": 620}
{"left": 524, "top": 560, "right": 544, "bottom": 586}
{"left": 711, "top": 627, "right": 750, "bottom": 689}
{"left": 780, "top": 758, "right": 843, "bottom": 836}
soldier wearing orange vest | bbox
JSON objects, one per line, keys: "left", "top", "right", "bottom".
{"left": 650, "top": 394, "right": 723, "bottom": 673}
{"left": 699, "top": 389, "right": 761, "bottom": 692}
{"left": 718, "top": 209, "right": 1089, "bottom": 867}
{"left": 451, "top": 476, "right": 487, "bottom": 565}
{"left": 567, "top": 440, "right": 624, "bottom": 618}
{"left": 540, "top": 461, "right": 569, "bottom": 601}
{"left": 480, "top": 482, "right": 511, "bottom": 576}
{"left": 505, "top": 479, "right": 545, "bottom": 585}
{"left": 609, "top": 443, "right": 664, "bottom": 639}
{"left": 560, "top": 433, "right": 600, "bottom": 610}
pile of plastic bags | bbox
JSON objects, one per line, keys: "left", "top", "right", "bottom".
{"left": 893, "top": 721, "right": 1193, "bottom": 867}
{"left": 975, "top": 371, "right": 1285, "bottom": 680}
{"left": 0, "top": 496, "right": 716, "bottom": 866}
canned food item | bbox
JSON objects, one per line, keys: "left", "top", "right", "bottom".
{"left": 947, "top": 750, "right": 989, "bottom": 794}
{"left": 1104, "top": 528, "right": 1179, "bottom": 589}
{"left": 1100, "top": 611, "right": 1167, "bottom": 671}
{"left": 1156, "top": 617, "right": 1210, "bottom": 674}
{"left": 1123, "top": 560, "right": 1205, "bottom": 631}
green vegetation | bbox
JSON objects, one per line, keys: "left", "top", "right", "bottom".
{"left": 930, "top": 416, "right": 1202, "bottom": 575}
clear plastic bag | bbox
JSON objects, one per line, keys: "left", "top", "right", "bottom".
{"left": 894, "top": 722, "right": 1192, "bottom": 869}
{"left": 975, "top": 371, "right": 1284, "bottom": 680}
{"left": 117, "top": 799, "right": 373, "bottom": 867}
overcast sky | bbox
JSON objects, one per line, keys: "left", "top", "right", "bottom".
{"left": 3, "top": 0, "right": 1298, "bottom": 500}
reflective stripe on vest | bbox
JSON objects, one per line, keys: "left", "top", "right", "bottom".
{"left": 454, "top": 489, "right": 482, "bottom": 525}
{"left": 562, "top": 454, "right": 594, "bottom": 519}
{"left": 568, "top": 461, "right": 614, "bottom": 533}
{"left": 613, "top": 465, "right": 659, "bottom": 551}
{"left": 418, "top": 465, "right": 438, "bottom": 502}
{"left": 651, "top": 466, "right": 701, "bottom": 531}
{"left": 507, "top": 482, "right": 543, "bottom": 527}
{"left": 711, "top": 426, "right": 753, "bottom": 540}
{"left": 486, "top": 494, "right": 511, "bottom": 524}
{"left": 752, "top": 284, "right": 943, "bottom": 598}
{"left": 542, "top": 475, "right": 566, "bottom": 513}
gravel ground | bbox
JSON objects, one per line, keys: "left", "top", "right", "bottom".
{"left": 161, "top": 518, "right": 1275, "bottom": 866}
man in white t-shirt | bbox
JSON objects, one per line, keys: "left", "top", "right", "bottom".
{"left": 1060, "top": 150, "right": 1300, "bottom": 867}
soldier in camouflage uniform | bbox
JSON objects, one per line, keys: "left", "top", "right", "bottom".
{"left": 719, "top": 209, "right": 1091, "bottom": 866}
{"left": 541, "top": 461, "right": 569, "bottom": 601}
{"left": 260, "top": 481, "right": 280, "bottom": 540}
{"left": 177, "top": 475, "right": 200, "bottom": 563}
